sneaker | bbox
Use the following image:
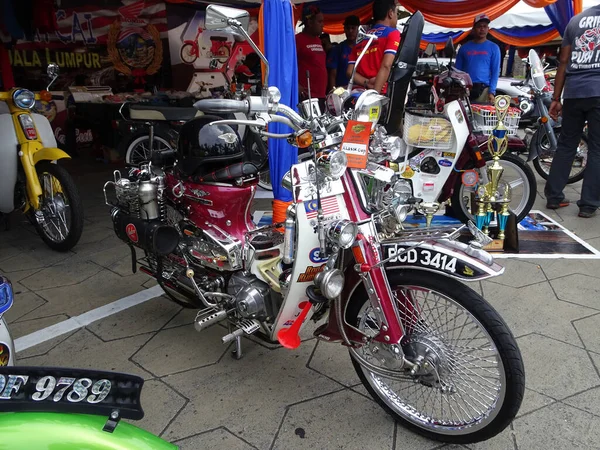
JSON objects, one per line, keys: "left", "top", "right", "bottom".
{"left": 546, "top": 199, "right": 570, "bottom": 209}
{"left": 578, "top": 208, "right": 597, "bottom": 218}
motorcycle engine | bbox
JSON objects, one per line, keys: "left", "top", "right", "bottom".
{"left": 227, "top": 272, "right": 276, "bottom": 321}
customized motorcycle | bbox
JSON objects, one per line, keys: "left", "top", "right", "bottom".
{"left": 0, "top": 64, "right": 83, "bottom": 251}
{"left": 516, "top": 49, "right": 587, "bottom": 184}
{"left": 104, "top": 6, "right": 524, "bottom": 444}
{"left": 402, "top": 41, "right": 536, "bottom": 225}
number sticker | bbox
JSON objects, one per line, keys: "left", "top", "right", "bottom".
{"left": 32, "top": 376, "right": 56, "bottom": 401}
{"left": 53, "top": 377, "right": 76, "bottom": 402}
{"left": 26, "top": 375, "right": 113, "bottom": 404}
{"left": 87, "top": 379, "right": 112, "bottom": 404}
{"left": 67, "top": 378, "right": 92, "bottom": 403}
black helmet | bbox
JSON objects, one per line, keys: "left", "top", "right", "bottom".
{"left": 176, "top": 115, "right": 244, "bottom": 177}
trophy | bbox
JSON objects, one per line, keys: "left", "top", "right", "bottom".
{"left": 475, "top": 95, "right": 512, "bottom": 241}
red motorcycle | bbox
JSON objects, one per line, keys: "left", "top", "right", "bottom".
{"left": 103, "top": 6, "right": 524, "bottom": 444}
{"left": 180, "top": 26, "right": 232, "bottom": 65}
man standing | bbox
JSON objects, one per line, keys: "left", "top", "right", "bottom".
{"left": 345, "top": 0, "right": 400, "bottom": 94}
{"left": 545, "top": 3, "right": 600, "bottom": 218}
{"left": 296, "top": 4, "right": 327, "bottom": 101}
{"left": 327, "top": 15, "right": 360, "bottom": 91}
{"left": 455, "top": 14, "right": 500, "bottom": 104}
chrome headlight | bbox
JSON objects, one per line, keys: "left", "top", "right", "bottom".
{"left": 383, "top": 136, "right": 405, "bottom": 161}
{"left": 314, "top": 268, "right": 344, "bottom": 299}
{"left": 352, "top": 90, "right": 390, "bottom": 131}
{"left": 327, "top": 219, "right": 357, "bottom": 249}
{"left": 392, "top": 179, "right": 412, "bottom": 204}
{"left": 12, "top": 89, "right": 35, "bottom": 109}
{"left": 393, "top": 204, "right": 411, "bottom": 223}
{"left": 317, "top": 150, "right": 347, "bottom": 180}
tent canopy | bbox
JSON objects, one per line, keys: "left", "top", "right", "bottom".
{"left": 403, "top": 0, "right": 595, "bottom": 34}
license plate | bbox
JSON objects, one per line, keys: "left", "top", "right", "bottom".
{"left": 0, "top": 367, "right": 144, "bottom": 420}
{"left": 384, "top": 244, "right": 485, "bottom": 279}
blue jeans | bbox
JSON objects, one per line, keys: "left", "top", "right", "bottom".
{"left": 544, "top": 97, "right": 600, "bottom": 211}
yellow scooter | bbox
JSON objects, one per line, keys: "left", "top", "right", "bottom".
{"left": 0, "top": 64, "right": 83, "bottom": 251}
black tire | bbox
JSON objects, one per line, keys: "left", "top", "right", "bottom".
{"left": 532, "top": 130, "right": 587, "bottom": 184}
{"left": 144, "top": 252, "right": 202, "bottom": 309}
{"left": 348, "top": 270, "right": 525, "bottom": 444}
{"left": 32, "top": 161, "right": 84, "bottom": 252}
{"left": 450, "top": 153, "right": 536, "bottom": 224}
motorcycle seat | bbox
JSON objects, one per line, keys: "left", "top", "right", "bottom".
{"left": 193, "top": 162, "right": 259, "bottom": 184}
{"left": 151, "top": 149, "right": 178, "bottom": 167}
{"left": 130, "top": 104, "right": 203, "bottom": 122}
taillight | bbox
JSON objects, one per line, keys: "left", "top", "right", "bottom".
{"left": 18, "top": 114, "right": 37, "bottom": 140}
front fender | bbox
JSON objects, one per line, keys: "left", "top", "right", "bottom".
{"left": 32, "top": 147, "right": 71, "bottom": 165}
{"left": 20, "top": 144, "right": 71, "bottom": 210}
{"left": 0, "top": 412, "right": 177, "bottom": 449}
{"left": 380, "top": 238, "right": 504, "bottom": 281}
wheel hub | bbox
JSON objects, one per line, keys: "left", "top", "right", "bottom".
{"left": 403, "top": 334, "right": 454, "bottom": 392}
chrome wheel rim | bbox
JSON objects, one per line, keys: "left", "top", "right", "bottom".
{"left": 37, "top": 172, "right": 72, "bottom": 243}
{"left": 126, "top": 136, "right": 172, "bottom": 166}
{"left": 355, "top": 286, "right": 506, "bottom": 435}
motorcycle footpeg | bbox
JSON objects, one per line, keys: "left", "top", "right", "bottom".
{"left": 222, "top": 319, "right": 260, "bottom": 344}
{"left": 194, "top": 309, "right": 227, "bottom": 332}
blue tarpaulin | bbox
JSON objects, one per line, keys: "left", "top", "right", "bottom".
{"left": 261, "top": 0, "right": 298, "bottom": 204}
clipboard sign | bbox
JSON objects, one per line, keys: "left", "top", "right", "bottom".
{"left": 341, "top": 120, "right": 371, "bottom": 169}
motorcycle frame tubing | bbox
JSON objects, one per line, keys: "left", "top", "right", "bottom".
{"left": 0, "top": 90, "right": 71, "bottom": 210}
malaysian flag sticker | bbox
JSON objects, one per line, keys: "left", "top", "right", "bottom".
{"left": 304, "top": 197, "right": 340, "bottom": 219}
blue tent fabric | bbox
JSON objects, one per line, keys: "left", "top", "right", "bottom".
{"left": 262, "top": 0, "right": 298, "bottom": 202}
{"left": 544, "top": 0, "right": 574, "bottom": 36}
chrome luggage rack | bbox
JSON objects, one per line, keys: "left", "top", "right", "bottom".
{"left": 392, "top": 224, "right": 465, "bottom": 242}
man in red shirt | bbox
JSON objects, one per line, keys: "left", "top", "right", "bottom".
{"left": 296, "top": 4, "right": 327, "bottom": 101}
{"left": 346, "top": 0, "right": 400, "bottom": 94}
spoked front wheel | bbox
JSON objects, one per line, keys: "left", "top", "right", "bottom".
{"left": 348, "top": 270, "right": 525, "bottom": 444}
{"left": 31, "top": 161, "right": 84, "bottom": 252}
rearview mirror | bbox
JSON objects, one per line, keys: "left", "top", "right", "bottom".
{"left": 424, "top": 43, "right": 437, "bottom": 58}
{"left": 444, "top": 37, "right": 455, "bottom": 58}
{"left": 205, "top": 4, "right": 250, "bottom": 35}
{"left": 47, "top": 63, "right": 59, "bottom": 79}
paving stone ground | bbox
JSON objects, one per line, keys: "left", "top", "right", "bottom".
{"left": 1, "top": 158, "right": 599, "bottom": 449}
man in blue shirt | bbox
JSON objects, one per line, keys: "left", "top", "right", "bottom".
{"left": 455, "top": 14, "right": 501, "bottom": 104}
{"left": 326, "top": 15, "right": 360, "bottom": 91}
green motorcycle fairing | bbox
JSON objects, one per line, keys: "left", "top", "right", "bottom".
{"left": 0, "top": 412, "right": 177, "bottom": 450}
